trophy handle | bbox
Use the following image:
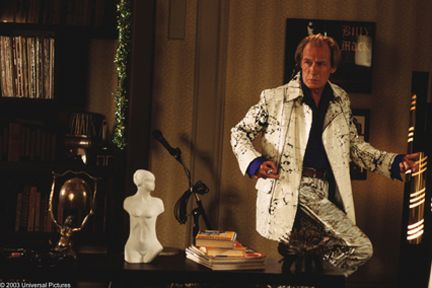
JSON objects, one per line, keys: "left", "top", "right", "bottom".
{"left": 48, "top": 173, "right": 60, "bottom": 229}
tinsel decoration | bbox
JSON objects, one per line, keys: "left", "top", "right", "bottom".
{"left": 112, "top": 0, "right": 132, "bottom": 150}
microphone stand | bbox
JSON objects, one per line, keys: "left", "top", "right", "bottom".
{"left": 190, "top": 183, "right": 212, "bottom": 238}
{"left": 153, "top": 132, "right": 211, "bottom": 240}
{"left": 175, "top": 152, "right": 212, "bottom": 239}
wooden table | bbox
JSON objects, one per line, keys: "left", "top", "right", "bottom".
{"left": 0, "top": 252, "right": 345, "bottom": 288}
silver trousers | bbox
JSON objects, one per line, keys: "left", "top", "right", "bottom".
{"left": 296, "top": 176, "right": 373, "bottom": 275}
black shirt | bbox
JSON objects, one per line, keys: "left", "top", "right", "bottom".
{"left": 301, "top": 77, "right": 334, "bottom": 171}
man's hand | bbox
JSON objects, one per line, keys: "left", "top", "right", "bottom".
{"left": 400, "top": 152, "right": 421, "bottom": 174}
{"left": 256, "top": 160, "right": 279, "bottom": 179}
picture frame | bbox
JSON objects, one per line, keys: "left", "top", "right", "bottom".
{"left": 284, "top": 18, "right": 376, "bottom": 93}
{"left": 350, "top": 109, "right": 370, "bottom": 180}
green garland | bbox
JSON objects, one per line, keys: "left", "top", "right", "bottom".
{"left": 113, "top": 0, "right": 132, "bottom": 150}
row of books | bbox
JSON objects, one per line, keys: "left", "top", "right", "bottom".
{"left": 0, "top": 0, "right": 114, "bottom": 27}
{"left": 186, "top": 230, "right": 266, "bottom": 270}
{"left": 15, "top": 185, "right": 54, "bottom": 232}
{"left": 0, "top": 35, "right": 55, "bottom": 99}
{"left": 0, "top": 121, "right": 57, "bottom": 162}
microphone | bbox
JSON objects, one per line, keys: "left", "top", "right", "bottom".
{"left": 152, "top": 130, "right": 181, "bottom": 159}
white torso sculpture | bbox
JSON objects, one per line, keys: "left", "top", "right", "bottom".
{"left": 124, "top": 170, "right": 164, "bottom": 263}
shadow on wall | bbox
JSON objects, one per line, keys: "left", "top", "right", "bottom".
{"left": 179, "top": 133, "right": 220, "bottom": 229}
{"left": 218, "top": 186, "right": 246, "bottom": 230}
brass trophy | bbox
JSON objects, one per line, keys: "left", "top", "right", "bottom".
{"left": 49, "top": 170, "right": 98, "bottom": 259}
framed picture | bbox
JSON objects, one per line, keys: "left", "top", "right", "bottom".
{"left": 284, "top": 18, "right": 375, "bottom": 93}
{"left": 350, "top": 109, "right": 370, "bottom": 180}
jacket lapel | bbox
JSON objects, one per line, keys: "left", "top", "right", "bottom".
{"left": 323, "top": 95, "right": 344, "bottom": 131}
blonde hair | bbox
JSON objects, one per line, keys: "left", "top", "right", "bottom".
{"left": 294, "top": 33, "right": 341, "bottom": 69}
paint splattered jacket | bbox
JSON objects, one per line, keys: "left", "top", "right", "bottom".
{"left": 230, "top": 74, "right": 397, "bottom": 241}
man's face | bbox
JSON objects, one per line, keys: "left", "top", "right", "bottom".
{"left": 301, "top": 42, "right": 335, "bottom": 91}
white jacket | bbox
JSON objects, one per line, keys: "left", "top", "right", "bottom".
{"left": 231, "top": 74, "right": 397, "bottom": 241}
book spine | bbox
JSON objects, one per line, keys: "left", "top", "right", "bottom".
{"left": 20, "top": 186, "right": 30, "bottom": 232}
{"left": 6, "top": 36, "right": 15, "bottom": 96}
{"left": 27, "top": 186, "right": 38, "bottom": 232}
{"left": 35, "top": 37, "right": 41, "bottom": 99}
{"left": 34, "top": 188, "right": 41, "bottom": 231}
{"left": 14, "top": 192, "right": 23, "bottom": 231}
{"left": 0, "top": 36, "right": 7, "bottom": 97}
{"left": 21, "top": 36, "right": 29, "bottom": 97}
{"left": 27, "top": 37, "right": 35, "bottom": 98}
{"left": 39, "top": 192, "right": 47, "bottom": 232}
{"left": 49, "top": 38, "right": 55, "bottom": 99}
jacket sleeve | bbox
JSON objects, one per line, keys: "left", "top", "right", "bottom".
{"left": 348, "top": 108, "right": 397, "bottom": 179}
{"left": 231, "top": 90, "right": 269, "bottom": 175}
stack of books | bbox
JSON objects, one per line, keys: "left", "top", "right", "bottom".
{"left": 185, "top": 230, "right": 266, "bottom": 270}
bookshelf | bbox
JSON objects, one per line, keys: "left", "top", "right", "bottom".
{"left": 0, "top": 31, "right": 55, "bottom": 99}
{"left": 0, "top": 0, "right": 119, "bottom": 255}
{"left": 0, "top": 0, "right": 115, "bottom": 28}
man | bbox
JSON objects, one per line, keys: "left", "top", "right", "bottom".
{"left": 230, "top": 34, "right": 418, "bottom": 275}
